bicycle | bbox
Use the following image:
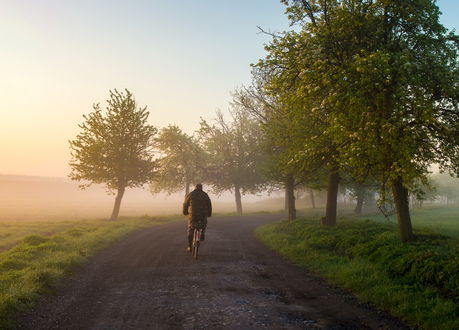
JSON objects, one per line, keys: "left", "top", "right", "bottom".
{"left": 191, "top": 228, "right": 203, "bottom": 259}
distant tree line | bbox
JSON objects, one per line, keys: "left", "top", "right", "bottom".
{"left": 68, "top": 89, "right": 268, "bottom": 221}
{"left": 412, "top": 173, "right": 459, "bottom": 206}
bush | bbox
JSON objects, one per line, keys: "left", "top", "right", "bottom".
{"left": 22, "top": 235, "right": 49, "bottom": 246}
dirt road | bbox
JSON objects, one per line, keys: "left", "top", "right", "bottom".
{"left": 17, "top": 214, "right": 408, "bottom": 329}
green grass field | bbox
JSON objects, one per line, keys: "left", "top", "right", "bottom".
{"left": 257, "top": 206, "right": 459, "bottom": 330}
{"left": 0, "top": 216, "right": 179, "bottom": 329}
{"left": 357, "top": 206, "right": 459, "bottom": 238}
{"left": 0, "top": 220, "right": 102, "bottom": 253}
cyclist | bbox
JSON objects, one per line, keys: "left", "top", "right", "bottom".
{"left": 182, "top": 183, "right": 212, "bottom": 252}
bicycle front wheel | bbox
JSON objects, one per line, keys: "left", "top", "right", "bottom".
{"left": 192, "top": 229, "right": 200, "bottom": 259}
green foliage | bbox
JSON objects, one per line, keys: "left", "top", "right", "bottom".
{"left": 257, "top": 215, "right": 459, "bottom": 329}
{"left": 255, "top": 0, "right": 459, "bottom": 239}
{"left": 22, "top": 235, "right": 50, "bottom": 246}
{"left": 271, "top": 0, "right": 459, "bottom": 190}
{"left": 151, "top": 125, "right": 205, "bottom": 195}
{"left": 69, "top": 89, "right": 158, "bottom": 191}
{"left": 0, "top": 217, "right": 175, "bottom": 329}
{"left": 233, "top": 85, "right": 327, "bottom": 191}
{"left": 198, "top": 108, "right": 267, "bottom": 195}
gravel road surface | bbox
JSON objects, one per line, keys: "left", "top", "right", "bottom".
{"left": 17, "top": 214, "right": 408, "bottom": 329}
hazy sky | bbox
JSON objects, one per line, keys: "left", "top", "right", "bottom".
{"left": 1, "top": 0, "right": 458, "bottom": 177}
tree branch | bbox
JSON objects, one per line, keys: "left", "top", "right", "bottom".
{"left": 256, "top": 26, "right": 281, "bottom": 39}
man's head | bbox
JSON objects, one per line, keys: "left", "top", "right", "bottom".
{"left": 195, "top": 183, "right": 203, "bottom": 190}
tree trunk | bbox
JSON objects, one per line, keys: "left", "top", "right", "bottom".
{"left": 286, "top": 175, "right": 296, "bottom": 220}
{"left": 323, "top": 169, "right": 339, "bottom": 226}
{"left": 235, "top": 185, "right": 243, "bottom": 215}
{"left": 284, "top": 189, "right": 289, "bottom": 211}
{"left": 354, "top": 194, "right": 364, "bottom": 214}
{"left": 392, "top": 177, "right": 414, "bottom": 242}
{"left": 354, "top": 186, "right": 365, "bottom": 214}
{"left": 185, "top": 182, "right": 190, "bottom": 196}
{"left": 110, "top": 185, "right": 125, "bottom": 221}
{"left": 309, "top": 188, "right": 316, "bottom": 209}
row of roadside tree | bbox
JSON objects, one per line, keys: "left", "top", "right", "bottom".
{"left": 235, "top": 0, "right": 459, "bottom": 242}
{"left": 70, "top": 1, "right": 459, "bottom": 243}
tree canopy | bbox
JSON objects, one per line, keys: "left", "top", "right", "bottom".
{"left": 198, "top": 108, "right": 267, "bottom": 214}
{"left": 69, "top": 89, "right": 157, "bottom": 220}
{"left": 255, "top": 0, "right": 459, "bottom": 240}
{"left": 151, "top": 125, "right": 204, "bottom": 196}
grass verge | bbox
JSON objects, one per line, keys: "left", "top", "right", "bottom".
{"left": 0, "top": 216, "right": 178, "bottom": 329}
{"left": 0, "top": 220, "right": 92, "bottom": 253}
{"left": 256, "top": 217, "right": 459, "bottom": 330}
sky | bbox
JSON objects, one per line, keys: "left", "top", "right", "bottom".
{"left": 0, "top": 0, "right": 458, "bottom": 177}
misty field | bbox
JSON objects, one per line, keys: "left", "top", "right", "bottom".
{"left": 0, "top": 216, "right": 178, "bottom": 328}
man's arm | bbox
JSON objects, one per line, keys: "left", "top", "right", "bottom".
{"left": 183, "top": 193, "right": 191, "bottom": 215}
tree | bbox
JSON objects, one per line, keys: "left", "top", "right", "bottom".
{"left": 151, "top": 125, "right": 204, "bottom": 196}
{"left": 254, "top": 16, "right": 343, "bottom": 226}
{"left": 261, "top": 134, "right": 300, "bottom": 220}
{"left": 233, "top": 84, "right": 302, "bottom": 220}
{"left": 258, "top": 0, "right": 459, "bottom": 241}
{"left": 309, "top": 0, "right": 459, "bottom": 241}
{"left": 345, "top": 176, "right": 380, "bottom": 214}
{"left": 198, "top": 108, "right": 266, "bottom": 214}
{"left": 69, "top": 89, "right": 157, "bottom": 220}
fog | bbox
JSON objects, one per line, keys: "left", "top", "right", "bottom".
{"left": 3, "top": 172, "right": 459, "bottom": 222}
{"left": 0, "top": 175, "right": 287, "bottom": 221}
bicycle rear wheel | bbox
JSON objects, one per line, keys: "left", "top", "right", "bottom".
{"left": 192, "top": 229, "right": 200, "bottom": 259}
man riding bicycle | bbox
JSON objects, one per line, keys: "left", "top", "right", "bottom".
{"left": 182, "top": 183, "right": 212, "bottom": 252}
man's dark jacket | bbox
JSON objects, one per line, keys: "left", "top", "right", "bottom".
{"left": 183, "top": 188, "right": 212, "bottom": 221}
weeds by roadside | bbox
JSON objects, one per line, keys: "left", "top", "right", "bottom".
{"left": 0, "top": 216, "right": 177, "bottom": 329}
{"left": 256, "top": 215, "right": 459, "bottom": 330}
